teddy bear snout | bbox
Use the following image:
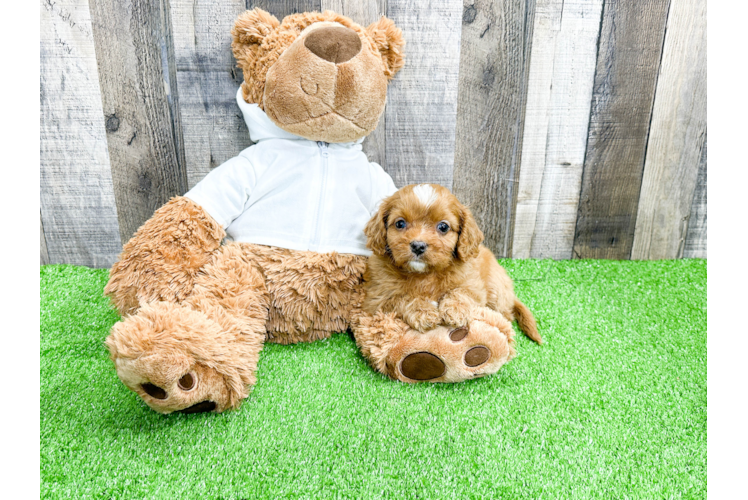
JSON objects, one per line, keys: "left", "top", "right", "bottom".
{"left": 304, "top": 25, "right": 361, "bottom": 64}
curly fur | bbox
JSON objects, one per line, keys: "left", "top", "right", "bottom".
{"left": 362, "top": 184, "right": 542, "bottom": 343}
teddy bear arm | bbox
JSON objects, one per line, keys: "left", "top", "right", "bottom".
{"left": 104, "top": 197, "right": 226, "bottom": 316}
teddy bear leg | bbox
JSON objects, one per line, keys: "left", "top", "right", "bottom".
{"left": 352, "top": 307, "right": 516, "bottom": 383}
{"left": 106, "top": 244, "right": 269, "bottom": 414}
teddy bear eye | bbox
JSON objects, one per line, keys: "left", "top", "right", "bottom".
{"left": 437, "top": 222, "right": 450, "bottom": 233}
{"left": 394, "top": 219, "right": 407, "bottom": 230}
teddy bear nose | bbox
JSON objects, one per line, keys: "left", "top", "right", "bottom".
{"left": 304, "top": 25, "right": 361, "bottom": 64}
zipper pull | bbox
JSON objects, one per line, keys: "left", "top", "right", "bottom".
{"left": 317, "top": 141, "right": 329, "bottom": 157}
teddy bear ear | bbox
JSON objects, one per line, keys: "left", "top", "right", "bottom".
{"left": 366, "top": 17, "right": 406, "bottom": 80}
{"left": 231, "top": 8, "right": 280, "bottom": 50}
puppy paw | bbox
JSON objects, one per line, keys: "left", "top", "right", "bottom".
{"left": 402, "top": 298, "right": 441, "bottom": 331}
{"left": 438, "top": 297, "right": 473, "bottom": 327}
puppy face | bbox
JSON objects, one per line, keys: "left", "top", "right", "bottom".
{"left": 365, "top": 184, "right": 484, "bottom": 273}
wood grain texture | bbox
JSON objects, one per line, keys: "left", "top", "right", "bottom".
{"left": 89, "top": 0, "right": 188, "bottom": 243}
{"left": 631, "top": 0, "right": 707, "bottom": 260}
{"left": 171, "top": 0, "right": 249, "bottom": 187}
{"left": 249, "top": 1, "right": 321, "bottom": 20}
{"left": 384, "top": 0, "right": 464, "bottom": 189}
{"left": 40, "top": 212, "right": 50, "bottom": 265}
{"left": 512, "top": 0, "right": 604, "bottom": 259}
{"left": 572, "top": 0, "right": 670, "bottom": 259}
{"left": 503, "top": 0, "right": 536, "bottom": 259}
{"left": 452, "top": 0, "right": 535, "bottom": 258}
{"left": 40, "top": 0, "right": 122, "bottom": 267}
{"left": 322, "top": 0, "right": 388, "bottom": 168}
{"left": 683, "top": 135, "right": 706, "bottom": 258}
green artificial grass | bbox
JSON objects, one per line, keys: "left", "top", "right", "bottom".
{"left": 40, "top": 260, "right": 706, "bottom": 499}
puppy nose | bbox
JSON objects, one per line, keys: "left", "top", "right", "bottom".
{"left": 410, "top": 241, "right": 427, "bottom": 256}
{"left": 304, "top": 26, "right": 362, "bottom": 64}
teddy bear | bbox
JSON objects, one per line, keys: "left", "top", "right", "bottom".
{"left": 104, "top": 8, "right": 518, "bottom": 414}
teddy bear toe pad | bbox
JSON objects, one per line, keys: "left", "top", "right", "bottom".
{"left": 400, "top": 352, "right": 446, "bottom": 380}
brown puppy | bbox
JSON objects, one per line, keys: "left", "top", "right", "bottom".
{"left": 362, "top": 184, "right": 542, "bottom": 343}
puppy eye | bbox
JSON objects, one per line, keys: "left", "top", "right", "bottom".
{"left": 437, "top": 222, "right": 450, "bottom": 233}
{"left": 394, "top": 219, "right": 407, "bottom": 230}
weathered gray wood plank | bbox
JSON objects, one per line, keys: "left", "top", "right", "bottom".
{"left": 40, "top": 0, "right": 122, "bottom": 267}
{"left": 384, "top": 0, "right": 463, "bottom": 189}
{"left": 683, "top": 135, "right": 707, "bottom": 258}
{"left": 572, "top": 0, "right": 670, "bottom": 260}
{"left": 452, "top": 0, "right": 536, "bottom": 258}
{"left": 322, "top": 0, "right": 388, "bottom": 168}
{"left": 512, "top": 0, "right": 604, "bottom": 259}
{"left": 503, "top": 0, "right": 536, "bottom": 259}
{"left": 40, "top": 213, "right": 50, "bottom": 265}
{"left": 171, "top": 0, "right": 249, "bottom": 187}
{"left": 89, "top": 0, "right": 188, "bottom": 243}
{"left": 249, "top": 1, "right": 322, "bottom": 20}
{"left": 631, "top": 0, "right": 707, "bottom": 260}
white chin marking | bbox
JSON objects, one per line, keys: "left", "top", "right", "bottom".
{"left": 408, "top": 261, "right": 427, "bottom": 273}
{"left": 413, "top": 184, "right": 438, "bottom": 208}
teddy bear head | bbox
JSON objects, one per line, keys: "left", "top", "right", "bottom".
{"left": 231, "top": 9, "right": 405, "bottom": 143}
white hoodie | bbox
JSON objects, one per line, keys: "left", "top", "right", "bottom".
{"left": 185, "top": 87, "right": 397, "bottom": 256}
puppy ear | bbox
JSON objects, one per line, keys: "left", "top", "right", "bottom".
{"left": 456, "top": 204, "right": 484, "bottom": 261}
{"left": 231, "top": 9, "right": 279, "bottom": 68}
{"left": 365, "top": 197, "right": 393, "bottom": 256}
{"left": 366, "top": 17, "right": 405, "bottom": 80}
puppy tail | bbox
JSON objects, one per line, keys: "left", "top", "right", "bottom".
{"left": 513, "top": 299, "right": 542, "bottom": 344}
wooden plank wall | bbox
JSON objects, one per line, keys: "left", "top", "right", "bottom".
{"left": 572, "top": 0, "right": 671, "bottom": 260}
{"left": 88, "top": 0, "right": 189, "bottom": 243}
{"left": 40, "top": 0, "right": 707, "bottom": 267}
{"left": 40, "top": 0, "right": 122, "bottom": 267}
{"left": 631, "top": 0, "right": 707, "bottom": 260}
{"left": 452, "top": 0, "right": 536, "bottom": 258}
{"left": 512, "top": 0, "right": 605, "bottom": 259}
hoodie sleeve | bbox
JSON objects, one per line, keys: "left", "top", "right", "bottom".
{"left": 368, "top": 163, "right": 398, "bottom": 215}
{"left": 184, "top": 149, "right": 259, "bottom": 228}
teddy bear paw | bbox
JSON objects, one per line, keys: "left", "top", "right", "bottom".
{"left": 386, "top": 310, "right": 517, "bottom": 383}
{"left": 106, "top": 302, "right": 254, "bottom": 414}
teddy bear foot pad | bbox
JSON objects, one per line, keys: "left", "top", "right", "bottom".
{"left": 389, "top": 319, "right": 515, "bottom": 383}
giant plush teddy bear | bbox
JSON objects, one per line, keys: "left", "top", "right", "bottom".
{"left": 104, "top": 8, "right": 517, "bottom": 414}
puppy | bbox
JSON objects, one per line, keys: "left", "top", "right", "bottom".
{"left": 362, "top": 183, "right": 542, "bottom": 343}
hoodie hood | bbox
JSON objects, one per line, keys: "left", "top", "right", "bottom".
{"left": 235, "top": 87, "right": 365, "bottom": 147}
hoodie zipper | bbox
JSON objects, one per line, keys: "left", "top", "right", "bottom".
{"left": 312, "top": 141, "right": 329, "bottom": 249}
